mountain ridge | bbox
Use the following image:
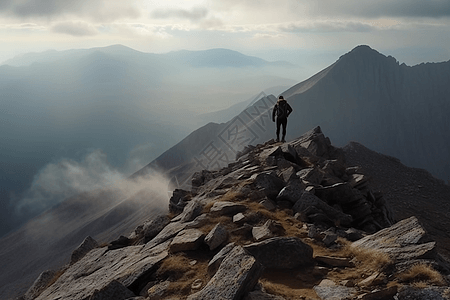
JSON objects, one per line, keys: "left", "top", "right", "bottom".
{"left": 13, "top": 127, "right": 450, "bottom": 300}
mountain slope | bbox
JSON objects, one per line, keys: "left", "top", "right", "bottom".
{"left": 284, "top": 45, "right": 450, "bottom": 179}
{"left": 0, "top": 45, "right": 297, "bottom": 238}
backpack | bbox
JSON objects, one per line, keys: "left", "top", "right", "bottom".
{"left": 276, "top": 101, "right": 288, "bottom": 118}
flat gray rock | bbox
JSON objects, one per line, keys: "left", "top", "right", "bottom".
{"left": 89, "top": 280, "right": 135, "bottom": 300}
{"left": 204, "top": 223, "right": 228, "bottom": 250}
{"left": 244, "top": 237, "right": 314, "bottom": 269}
{"left": 210, "top": 201, "right": 246, "bottom": 216}
{"left": 169, "top": 229, "right": 205, "bottom": 253}
{"left": 35, "top": 241, "right": 169, "bottom": 300}
{"left": 352, "top": 216, "right": 436, "bottom": 261}
{"left": 313, "top": 279, "right": 357, "bottom": 300}
{"left": 188, "top": 246, "right": 262, "bottom": 300}
{"left": 208, "top": 242, "right": 236, "bottom": 277}
{"left": 70, "top": 236, "right": 99, "bottom": 265}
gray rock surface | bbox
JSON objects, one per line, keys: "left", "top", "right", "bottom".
{"left": 70, "top": 236, "right": 99, "bottom": 265}
{"left": 210, "top": 201, "right": 247, "bottom": 215}
{"left": 169, "top": 229, "right": 205, "bottom": 253}
{"left": 35, "top": 242, "right": 169, "bottom": 300}
{"left": 207, "top": 242, "right": 236, "bottom": 277}
{"left": 276, "top": 179, "right": 305, "bottom": 203}
{"left": 188, "top": 246, "right": 262, "bottom": 300}
{"left": 293, "top": 191, "right": 353, "bottom": 227}
{"left": 352, "top": 216, "right": 437, "bottom": 261}
{"left": 140, "top": 215, "right": 170, "bottom": 242}
{"left": 246, "top": 290, "right": 286, "bottom": 300}
{"left": 23, "top": 269, "right": 58, "bottom": 300}
{"left": 244, "top": 237, "right": 314, "bottom": 269}
{"left": 313, "top": 279, "right": 358, "bottom": 300}
{"left": 89, "top": 280, "right": 135, "bottom": 300}
{"left": 204, "top": 223, "right": 228, "bottom": 250}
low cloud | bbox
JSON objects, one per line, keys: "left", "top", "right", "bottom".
{"left": 0, "top": 0, "right": 140, "bottom": 22}
{"left": 51, "top": 21, "right": 98, "bottom": 36}
{"left": 279, "top": 21, "right": 376, "bottom": 33}
{"left": 151, "top": 7, "right": 209, "bottom": 22}
{"left": 15, "top": 149, "right": 170, "bottom": 217}
{"left": 304, "top": 0, "right": 450, "bottom": 19}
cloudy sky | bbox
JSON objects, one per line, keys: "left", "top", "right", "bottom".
{"left": 1, "top": 0, "right": 450, "bottom": 65}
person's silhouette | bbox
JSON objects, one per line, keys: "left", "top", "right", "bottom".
{"left": 272, "top": 95, "right": 293, "bottom": 142}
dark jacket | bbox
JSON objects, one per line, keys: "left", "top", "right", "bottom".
{"left": 272, "top": 99, "right": 293, "bottom": 121}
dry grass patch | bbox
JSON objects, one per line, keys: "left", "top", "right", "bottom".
{"left": 260, "top": 269, "right": 321, "bottom": 300}
{"left": 397, "top": 263, "right": 446, "bottom": 286}
{"left": 156, "top": 252, "right": 211, "bottom": 298}
{"left": 337, "top": 237, "right": 392, "bottom": 272}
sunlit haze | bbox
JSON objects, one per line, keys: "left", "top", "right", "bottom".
{"left": 1, "top": 0, "right": 450, "bottom": 66}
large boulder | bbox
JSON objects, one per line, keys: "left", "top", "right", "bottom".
{"left": 293, "top": 191, "right": 353, "bottom": 227}
{"left": 23, "top": 270, "right": 58, "bottom": 300}
{"left": 295, "top": 126, "right": 332, "bottom": 158}
{"left": 188, "top": 246, "right": 262, "bottom": 300}
{"left": 132, "top": 215, "right": 170, "bottom": 243}
{"left": 352, "top": 216, "right": 437, "bottom": 262}
{"left": 210, "top": 201, "right": 247, "bottom": 216}
{"left": 35, "top": 242, "right": 169, "bottom": 300}
{"left": 169, "top": 189, "right": 192, "bottom": 214}
{"left": 172, "top": 199, "right": 203, "bottom": 223}
{"left": 251, "top": 173, "right": 285, "bottom": 200}
{"left": 276, "top": 179, "right": 306, "bottom": 204}
{"left": 244, "top": 237, "right": 314, "bottom": 269}
{"left": 315, "top": 182, "right": 356, "bottom": 205}
{"left": 70, "top": 236, "right": 98, "bottom": 265}
{"left": 169, "top": 229, "right": 205, "bottom": 253}
{"left": 207, "top": 242, "right": 236, "bottom": 277}
{"left": 205, "top": 223, "right": 229, "bottom": 250}
{"left": 89, "top": 280, "right": 135, "bottom": 300}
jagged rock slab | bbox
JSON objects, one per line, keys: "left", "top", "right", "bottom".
{"left": 246, "top": 290, "right": 286, "bottom": 300}
{"left": 251, "top": 173, "right": 285, "bottom": 200}
{"left": 315, "top": 256, "right": 354, "bottom": 268}
{"left": 352, "top": 216, "right": 437, "bottom": 261}
{"left": 359, "top": 286, "right": 397, "bottom": 300}
{"left": 23, "top": 269, "right": 58, "bottom": 300}
{"left": 313, "top": 279, "right": 357, "bottom": 300}
{"left": 172, "top": 199, "right": 203, "bottom": 223}
{"left": 35, "top": 242, "right": 169, "bottom": 300}
{"left": 147, "top": 281, "right": 170, "bottom": 300}
{"left": 169, "top": 229, "right": 205, "bottom": 253}
{"left": 244, "top": 237, "right": 313, "bottom": 269}
{"left": 276, "top": 179, "right": 305, "bottom": 203}
{"left": 396, "top": 286, "right": 449, "bottom": 300}
{"left": 144, "top": 215, "right": 208, "bottom": 250}
{"left": 207, "top": 242, "right": 236, "bottom": 277}
{"left": 210, "top": 201, "right": 247, "bottom": 215}
{"left": 293, "top": 191, "right": 352, "bottom": 227}
{"left": 188, "top": 246, "right": 262, "bottom": 300}
{"left": 141, "top": 215, "right": 170, "bottom": 242}
{"left": 71, "top": 236, "right": 99, "bottom": 265}
{"left": 204, "top": 223, "right": 228, "bottom": 250}
{"left": 89, "top": 280, "right": 135, "bottom": 300}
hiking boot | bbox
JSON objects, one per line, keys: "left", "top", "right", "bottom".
{"left": 281, "top": 139, "right": 286, "bottom": 143}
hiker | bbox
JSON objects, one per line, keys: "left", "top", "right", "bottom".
{"left": 272, "top": 95, "right": 293, "bottom": 142}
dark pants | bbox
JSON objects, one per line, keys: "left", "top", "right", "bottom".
{"left": 276, "top": 117, "right": 287, "bottom": 140}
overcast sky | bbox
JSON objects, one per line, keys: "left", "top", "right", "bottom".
{"left": 1, "top": 0, "right": 450, "bottom": 66}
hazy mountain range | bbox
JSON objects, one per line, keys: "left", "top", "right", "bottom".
{"left": 1, "top": 44, "right": 450, "bottom": 298}
{"left": 0, "top": 45, "right": 296, "bottom": 237}
{"left": 140, "top": 45, "right": 450, "bottom": 187}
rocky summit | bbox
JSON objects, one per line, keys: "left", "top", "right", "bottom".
{"left": 23, "top": 127, "right": 450, "bottom": 300}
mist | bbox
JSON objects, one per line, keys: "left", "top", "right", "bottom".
{"left": 0, "top": 45, "right": 299, "bottom": 237}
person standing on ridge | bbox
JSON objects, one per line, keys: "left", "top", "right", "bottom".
{"left": 272, "top": 95, "right": 293, "bottom": 142}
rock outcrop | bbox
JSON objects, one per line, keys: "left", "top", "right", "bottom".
{"left": 24, "top": 127, "right": 450, "bottom": 300}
